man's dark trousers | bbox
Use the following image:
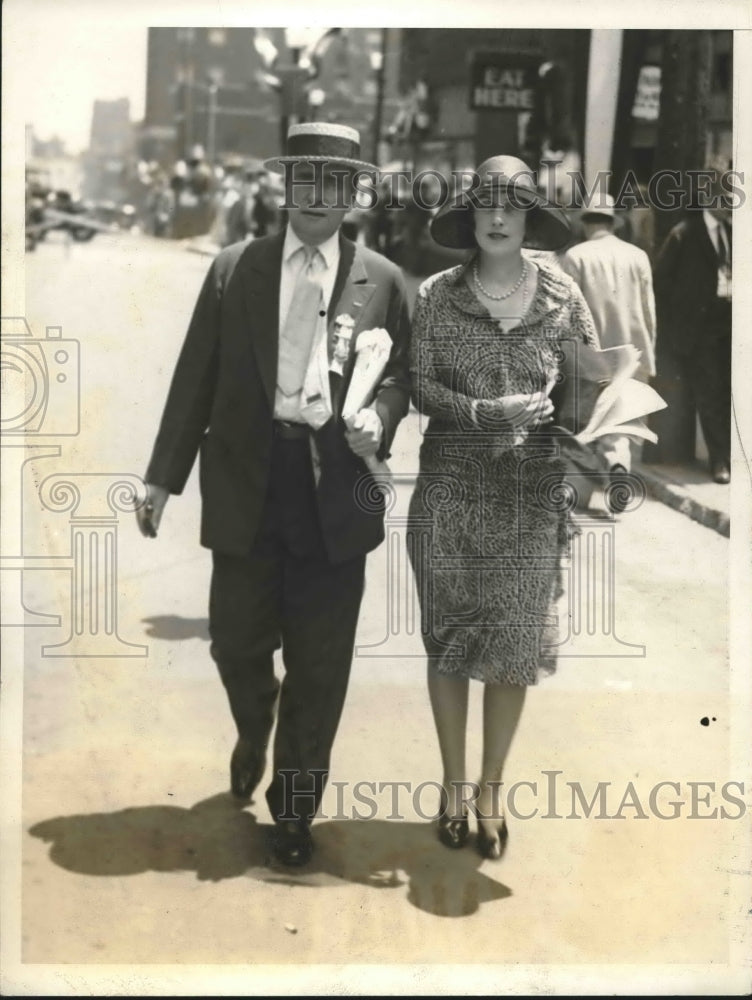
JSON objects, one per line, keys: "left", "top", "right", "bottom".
{"left": 208, "top": 428, "right": 366, "bottom": 826}
{"left": 678, "top": 298, "right": 731, "bottom": 468}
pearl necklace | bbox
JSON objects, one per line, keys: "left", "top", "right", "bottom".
{"left": 473, "top": 259, "right": 528, "bottom": 301}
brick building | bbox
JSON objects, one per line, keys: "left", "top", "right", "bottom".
{"left": 140, "top": 27, "right": 403, "bottom": 167}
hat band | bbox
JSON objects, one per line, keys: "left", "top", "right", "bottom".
{"left": 287, "top": 133, "right": 362, "bottom": 162}
{"left": 465, "top": 181, "right": 540, "bottom": 209}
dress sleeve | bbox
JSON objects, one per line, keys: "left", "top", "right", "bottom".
{"left": 567, "top": 280, "right": 600, "bottom": 348}
{"left": 409, "top": 282, "right": 494, "bottom": 429}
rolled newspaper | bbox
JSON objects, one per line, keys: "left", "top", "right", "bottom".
{"left": 341, "top": 327, "right": 393, "bottom": 480}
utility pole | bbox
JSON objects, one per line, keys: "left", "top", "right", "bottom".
{"left": 652, "top": 30, "right": 713, "bottom": 250}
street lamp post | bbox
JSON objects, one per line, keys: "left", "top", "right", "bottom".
{"left": 370, "top": 30, "right": 387, "bottom": 165}
{"left": 206, "top": 74, "right": 220, "bottom": 164}
{"left": 308, "top": 87, "right": 325, "bottom": 121}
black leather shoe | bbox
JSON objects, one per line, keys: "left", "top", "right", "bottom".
{"left": 711, "top": 462, "right": 730, "bottom": 484}
{"left": 272, "top": 821, "right": 314, "bottom": 867}
{"left": 230, "top": 738, "right": 267, "bottom": 800}
{"left": 606, "top": 464, "right": 630, "bottom": 514}
{"left": 437, "top": 790, "right": 469, "bottom": 849}
{"left": 476, "top": 818, "right": 509, "bottom": 861}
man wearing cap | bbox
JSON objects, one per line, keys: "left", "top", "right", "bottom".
{"left": 561, "top": 192, "right": 656, "bottom": 505}
{"left": 137, "top": 123, "right": 411, "bottom": 866}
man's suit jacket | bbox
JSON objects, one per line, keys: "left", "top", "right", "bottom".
{"left": 561, "top": 232, "right": 656, "bottom": 380}
{"left": 653, "top": 213, "right": 729, "bottom": 358}
{"left": 145, "top": 229, "right": 411, "bottom": 563}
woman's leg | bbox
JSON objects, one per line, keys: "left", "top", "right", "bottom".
{"left": 427, "top": 664, "right": 470, "bottom": 817}
{"left": 477, "top": 682, "right": 527, "bottom": 833}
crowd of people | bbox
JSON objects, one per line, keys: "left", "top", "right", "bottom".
{"left": 136, "top": 144, "right": 285, "bottom": 244}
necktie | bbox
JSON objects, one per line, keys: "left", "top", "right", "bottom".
{"left": 277, "top": 246, "right": 323, "bottom": 398}
{"left": 715, "top": 223, "right": 728, "bottom": 268}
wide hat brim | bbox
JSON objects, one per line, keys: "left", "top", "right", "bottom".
{"left": 430, "top": 182, "right": 572, "bottom": 252}
{"left": 264, "top": 154, "right": 378, "bottom": 174}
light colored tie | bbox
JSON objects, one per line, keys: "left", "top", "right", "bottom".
{"left": 277, "top": 246, "right": 323, "bottom": 398}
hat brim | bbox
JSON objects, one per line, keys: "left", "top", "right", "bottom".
{"left": 430, "top": 184, "right": 572, "bottom": 252}
{"left": 263, "top": 154, "right": 378, "bottom": 174}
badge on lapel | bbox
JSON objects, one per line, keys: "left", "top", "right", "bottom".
{"left": 330, "top": 313, "right": 356, "bottom": 376}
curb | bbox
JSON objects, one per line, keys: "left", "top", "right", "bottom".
{"left": 182, "top": 239, "right": 222, "bottom": 257}
{"left": 635, "top": 464, "right": 730, "bottom": 537}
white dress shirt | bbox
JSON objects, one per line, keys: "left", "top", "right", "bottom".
{"left": 279, "top": 226, "right": 340, "bottom": 329}
{"left": 275, "top": 227, "right": 341, "bottom": 422}
{"left": 703, "top": 209, "right": 732, "bottom": 299}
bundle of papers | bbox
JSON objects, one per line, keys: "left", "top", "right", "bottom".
{"left": 551, "top": 341, "right": 667, "bottom": 446}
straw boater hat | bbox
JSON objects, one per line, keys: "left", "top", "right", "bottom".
{"left": 430, "top": 155, "right": 572, "bottom": 251}
{"left": 264, "top": 122, "right": 378, "bottom": 174}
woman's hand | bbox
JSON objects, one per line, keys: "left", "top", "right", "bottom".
{"left": 497, "top": 391, "right": 554, "bottom": 428}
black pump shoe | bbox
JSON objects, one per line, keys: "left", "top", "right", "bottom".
{"left": 437, "top": 790, "right": 469, "bottom": 849}
{"left": 476, "top": 817, "right": 509, "bottom": 860}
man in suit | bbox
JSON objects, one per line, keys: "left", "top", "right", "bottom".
{"left": 137, "top": 123, "right": 411, "bottom": 865}
{"left": 652, "top": 184, "right": 732, "bottom": 483}
{"left": 561, "top": 192, "right": 657, "bottom": 510}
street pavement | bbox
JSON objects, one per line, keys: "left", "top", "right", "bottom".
{"left": 5, "top": 232, "right": 748, "bottom": 993}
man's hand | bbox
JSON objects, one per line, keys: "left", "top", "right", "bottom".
{"left": 136, "top": 483, "right": 169, "bottom": 538}
{"left": 345, "top": 408, "right": 384, "bottom": 459}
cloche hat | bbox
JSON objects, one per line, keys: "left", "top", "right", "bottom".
{"left": 264, "top": 122, "right": 378, "bottom": 174}
{"left": 430, "top": 155, "right": 572, "bottom": 251}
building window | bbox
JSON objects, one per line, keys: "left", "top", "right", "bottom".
{"left": 209, "top": 28, "right": 226, "bottom": 47}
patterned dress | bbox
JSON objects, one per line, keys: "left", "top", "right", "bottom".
{"left": 407, "top": 256, "right": 598, "bottom": 685}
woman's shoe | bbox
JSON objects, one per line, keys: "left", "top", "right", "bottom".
{"left": 476, "top": 817, "right": 509, "bottom": 860}
{"left": 437, "top": 791, "right": 469, "bottom": 849}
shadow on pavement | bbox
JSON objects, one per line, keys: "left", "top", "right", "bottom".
{"left": 29, "top": 794, "right": 510, "bottom": 917}
{"left": 141, "top": 615, "right": 210, "bottom": 641}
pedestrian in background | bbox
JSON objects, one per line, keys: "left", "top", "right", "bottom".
{"left": 407, "top": 156, "right": 598, "bottom": 861}
{"left": 137, "top": 123, "right": 411, "bottom": 867}
{"left": 223, "top": 166, "right": 263, "bottom": 246}
{"left": 561, "top": 192, "right": 656, "bottom": 500}
{"left": 652, "top": 177, "right": 732, "bottom": 484}
{"left": 147, "top": 171, "right": 175, "bottom": 238}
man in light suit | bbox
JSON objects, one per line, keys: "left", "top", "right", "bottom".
{"left": 137, "top": 123, "right": 411, "bottom": 866}
{"left": 561, "top": 192, "right": 656, "bottom": 510}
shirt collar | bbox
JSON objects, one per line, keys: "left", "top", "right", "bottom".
{"left": 283, "top": 225, "right": 340, "bottom": 269}
{"left": 703, "top": 209, "right": 720, "bottom": 234}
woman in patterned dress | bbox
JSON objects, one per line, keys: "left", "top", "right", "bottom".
{"left": 407, "top": 156, "right": 598, "bottom": 859}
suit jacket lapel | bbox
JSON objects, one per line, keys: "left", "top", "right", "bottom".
{"left": 328, "top": 237, "right": 377, "bottom": 364}
{"left": 243, "top": 231, "right": 285, "bottom": 410}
